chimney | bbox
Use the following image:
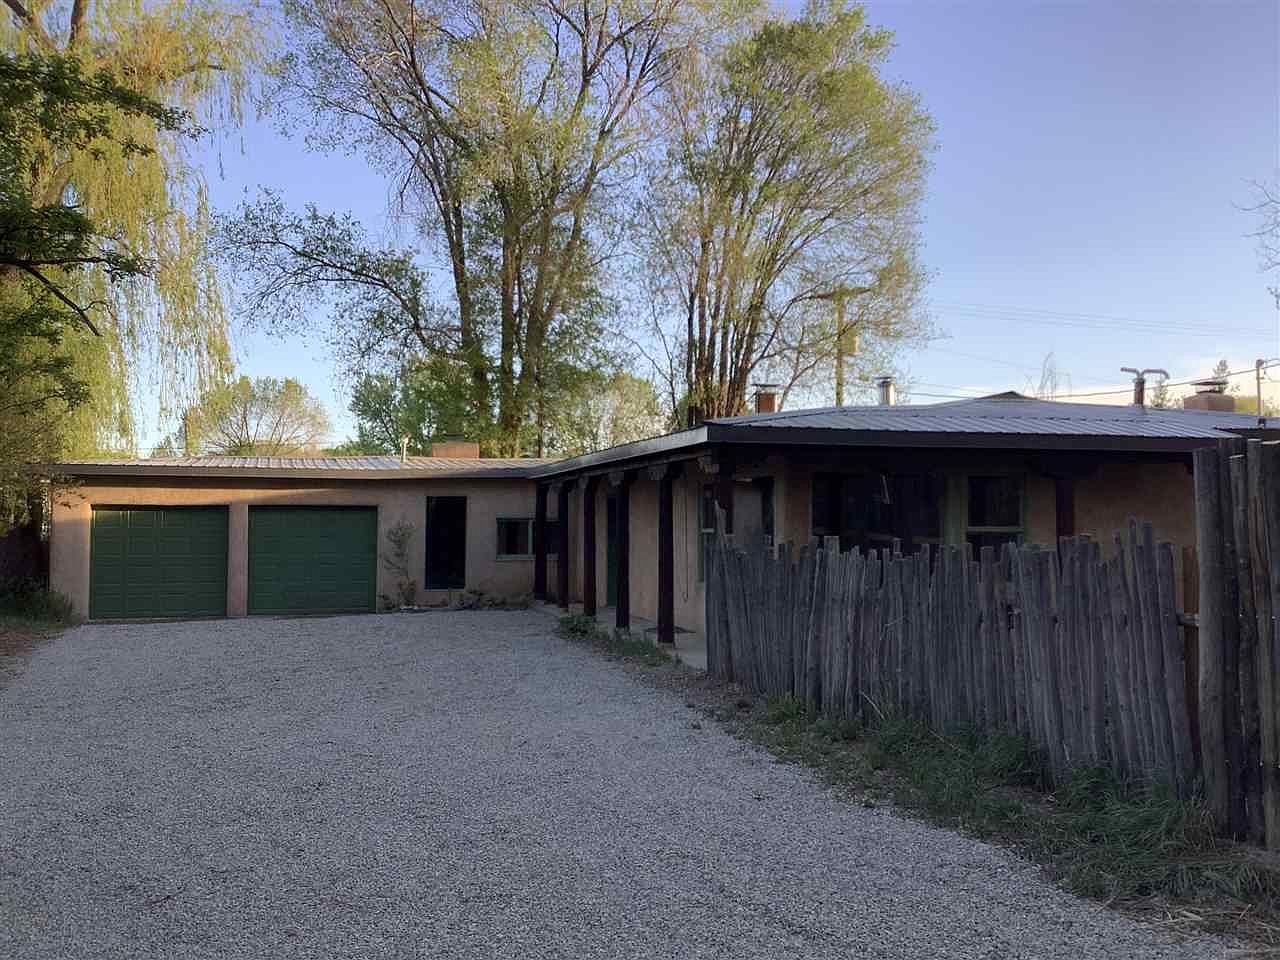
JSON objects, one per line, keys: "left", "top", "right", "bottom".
{"left": 1183, "top": 378, "right": 1235, "bottom": 412}
{"left": 430, "top": 439, "right": 481, "bottom": 459}
{"left": 753, "top": 384, "right": 779, "bottom": 415}
{"left": 876, "top": 376, "right": 896, "bottom": 406}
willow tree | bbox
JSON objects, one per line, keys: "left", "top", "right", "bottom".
{"left": 275, "top": 0, "right": 708, "bottom": 455}
{"left": 643, "top": 0, "right": 933, "bottom": 421}
{"left": 0, "top": 0, "right": 261, "bottom": 453}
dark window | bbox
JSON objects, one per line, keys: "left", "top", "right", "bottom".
{"left": 898, "top": 474, "right": 942, "bottom": 543}
{"left": 966, "top": 475, "right": 1023, "bottom": 552}
{"left": 756, "top": 477, "right": 775, "bottom": 546}
{"left": 968, "top": 475, "right": 1022, "bottom": 527}
{"left": 496, "top": 519, "right": 533, "bottom": 558}
{"left": 812, "top": 472, "right": 943, "bottom": 552}
{"left": 699, "top": 484, "right": 717, "bottom": 581}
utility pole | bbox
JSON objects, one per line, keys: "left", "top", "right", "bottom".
{"left": 1258, "top": 358, "right": 1265, "bottom": 419}
{"left": 811, "top": 284, "right": 871, "bottom": 407}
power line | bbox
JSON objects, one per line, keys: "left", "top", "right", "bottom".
{"left": 1060, "top": 362, "right": 1280, "bottom": 399}
{"left": 928, "top": 301, "right": 1273, "bottom": 340}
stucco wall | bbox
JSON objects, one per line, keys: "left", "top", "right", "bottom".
{"left": 1075, "top": 460, "right": 1196, "bottom": 595}
{"left": 51, "top": 478, "right": 539, "bottom": 619}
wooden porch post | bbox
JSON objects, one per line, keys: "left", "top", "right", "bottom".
{"left": 582, "top": 476, "right": 598, "bottom": 617}
{"left": 658, "top": 462, "right": 683, "bottom": 645}
{"left": 533, "top": 483, "right": 549, "bottom": 601}
{"left": 557, "top": 479, "right": 575, "bottom": 609}
{"left": 615, "top": 472, "right": 633, "bottom": 631}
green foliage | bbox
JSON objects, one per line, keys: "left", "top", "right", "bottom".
{"left": 645, "top": 0, "right": 932, "bottom": 418}
{"left": 348, "top": 358, "right": 497, "bottom": 457}
{"left": 266, "top": 0, "right": 710, "bottom": 455}
{"left": 379, "top": 520, "right": 417, "bottom": 608}
{"left": 0, "top": 51, "right": 191, "bottom": 514}
{"left": 556, "top": 614, "right": 670, "bottom": 665}
{"left": 168, "top": 375, "right": 332, "bottom": 455}
{"left": 2, "top": 0, "right": 263, "bottom": 453}
{"left": 0, "top": 577, "right": 77, "bottom": 625}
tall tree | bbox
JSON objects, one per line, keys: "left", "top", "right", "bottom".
{"left": 1, "top": 0, "right": 262, "bottom": 452}
{"left": 273, "top": 0, "right": 701, "bottom": 454}
{"left": 0, "top": 53, "right": 185, "bottom": 519}
{"left": 642, "top": 0, "right": 932, "bottom": 422}
{"left": 172, "top": 375, "right": 331, "bottom": 456}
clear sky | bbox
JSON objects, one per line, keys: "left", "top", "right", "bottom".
{"left": 183, "top": 0, "right": 1280, "bottom": 448}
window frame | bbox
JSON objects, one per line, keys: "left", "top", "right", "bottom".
{"left": 961, "top": 473, "right": 1026, "bottom": 550}
{"left": 495, "top": 517, "right": 535, "bottom": 561}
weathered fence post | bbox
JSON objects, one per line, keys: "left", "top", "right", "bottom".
{"left": 1194, "top": 446, "right": 1231, "bottom": 828}
{"left": 1256, "top": 441, "right": 1280, "bottom": 848}
{"left": 1230, "top": 454, "right": 1265, "bottom": 843}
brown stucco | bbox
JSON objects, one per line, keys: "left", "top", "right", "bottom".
{"left": 51, "top": 477, "right": 539, "bottom": 619}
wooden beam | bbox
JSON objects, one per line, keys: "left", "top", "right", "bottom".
{"left": 582, "top": 476, "right": 598, "bottom": 617}
{"left": 658, "top": 463, "right": 683, "bottom": 645}
{"left": 557, "top": 479, "right": 575, "bottom": 609}
{"left": 616, "top": 472, "right": 634, "bottom": 631}
{"left": 533, "top": 483, "right": 549, "bottom": 600}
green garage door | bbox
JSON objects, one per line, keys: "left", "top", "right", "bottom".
{"left": 248, "top": 507, "right": 377, "bottom": 615}
{"left": 90, "top": 507, "right": 228, "bottom": 619}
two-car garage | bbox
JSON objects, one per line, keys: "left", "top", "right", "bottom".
{"left": 88, "top": 505, "right": 377, "bottom": 620}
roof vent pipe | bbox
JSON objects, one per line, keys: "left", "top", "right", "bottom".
{"left": 400, "top": 436, "right": 409, "bottom": 463}
{"left": 1120, "top": 367, "right": 1168, "bottom": 407}
{"left": 876, "top": 376, "right": 896, "bottom": 406}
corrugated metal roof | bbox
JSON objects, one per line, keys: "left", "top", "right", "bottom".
{"left": 56, "top": 455, "right": 554, "bottom": 480}
{"left": 531, "top": 393, "right": 1279, "bottom": 478}
{"left": 707, "top": 394, "right": 1268, "bottom": 439}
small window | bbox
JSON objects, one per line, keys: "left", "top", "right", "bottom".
{"left": 497, "top": 518, "right": 533, "bottom": 559}
{"left": 698, "top": 484, "right": 717, "bottom": 581}
{"left": 966, "top": 475, "right": 1023, "bottom": 551}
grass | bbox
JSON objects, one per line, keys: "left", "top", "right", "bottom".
{"left": 0, "top": 579, "right": 77, "bottom": 639}
{"left": 557, "top": 614, "right": 670, "bottom": 666}
{"left": 700, "top": 690, "right": 1280, "bottom": 944}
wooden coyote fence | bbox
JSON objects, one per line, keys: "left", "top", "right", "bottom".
{"left": 705, "top": 523, "right": 1200, "bottom": 805}
{"left": 1195, "top": 438, "right": 1280, "bottom": 849}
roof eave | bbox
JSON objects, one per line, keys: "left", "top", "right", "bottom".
{"left": 712, "top": 424, "right": 1227, "bottom": 452}
{"left": 528, "top": 425, "right": 712, "bottom": 479}
{"left": 51, "top": 464, "right": 540, "bottom": 481}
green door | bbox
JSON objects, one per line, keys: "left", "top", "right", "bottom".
{"left": 248, "top": 507, "right": 377, "bottom": 615}
{"left": 90, "top": 507, "right": 228, "bottom": 619}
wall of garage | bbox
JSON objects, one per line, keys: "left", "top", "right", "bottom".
{"left": 51, "top": 477, "right": 541, "bottom": 619}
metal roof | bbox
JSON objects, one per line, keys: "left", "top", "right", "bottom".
{"left": 530, "top": 393, "right": 1278, "bottom": 478}
{"left": 707, "top": 395, "right": 1262, "bottom": 438}
{"left": 52, "top": 395, "right": 1280, "bottom": 483}
{"left": 56, "top": 455, "right": 553, "bottom": 481}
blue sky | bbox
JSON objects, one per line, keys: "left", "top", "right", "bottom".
{"left": 180, "top": 0, "right": 1279, "bottom": 447}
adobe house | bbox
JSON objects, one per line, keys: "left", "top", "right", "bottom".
{"left": 48, "top": 444, "right": 556, "bottom": 620}
{"left": 528, "top": 382, "right": 1278, "bottom": 643}
{"left": 47, "top": 381, "right": 1275, "bottom": 628}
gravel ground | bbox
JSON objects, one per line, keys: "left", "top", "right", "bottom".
{"left": 0, "top": 611, "right": 1229, "bottom": 959}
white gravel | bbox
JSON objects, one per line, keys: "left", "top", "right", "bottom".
{"left": 0, "top": 611, "right": 1228, "bottom": 959}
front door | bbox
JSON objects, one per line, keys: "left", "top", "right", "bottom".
{"left": 426, "top": 496, "right": 467, "bottom": 589}
{"left": 605, "top": 494, "right": 618, "bottom": 606}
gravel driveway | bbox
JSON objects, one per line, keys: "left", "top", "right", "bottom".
{"left": 0, "top": 612, "right": 1226, "bottom": 959}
